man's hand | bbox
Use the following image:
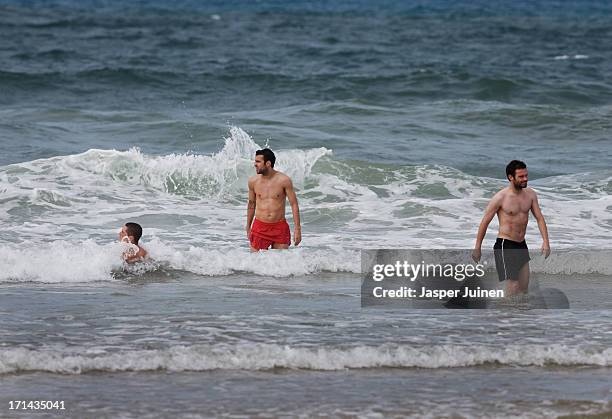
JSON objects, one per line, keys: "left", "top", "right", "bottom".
{"left": 246, "top": 226, "right": 251, "bottom": 240}
{"left": 471, "top": 248, "right": 481, "bottom": 263}
{"left": 294, "top": 228, "right": 302, "bottom": 246}
{"left": 541, "top": 244, "right": 551, "bottom": 259}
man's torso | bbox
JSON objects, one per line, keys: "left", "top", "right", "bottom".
{"left": 253, "top": 173, "right": 288, "bottom": 222}
{"left": 496, "top": 187, "right": 534, "bottom": 242}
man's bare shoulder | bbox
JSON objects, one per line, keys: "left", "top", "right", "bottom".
{"left": 248, "top": 175, "right": 260, "bottom": 186}
{"left": 138, "top": 247, "right": 148, "bottom": 259}
{"left": 273, "top": 171, "right": 292, "bottom": 184}
{"left": 493, "top": 187, "right": 510, "bottom": 200}
{"left": 524, "top": 187, "right": 538, "bottom": 199}
{"left": 125, "top": 246, "right": 148, "bottom": 263}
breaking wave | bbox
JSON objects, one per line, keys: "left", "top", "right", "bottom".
{"left": 1, "top": 343, "right": 610, "bottom": 374}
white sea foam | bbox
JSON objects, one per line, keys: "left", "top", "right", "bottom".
{"left": 0, "top": 236, "right": 610, "bottom": 283}
{"left": 1, "top": 343, "right": 609, "bottom": 374}
{"left": 0, "top": 238, "right": 360, "bottom": 283}
{"left": 147, "top": 237, "right": 360, "bottom": 277}
{"left": 553, "top": 54, "right": 589, "bottom": 60}
{"left": 1, "top": 126, "right": 611, "bottom": 255}
{"left": 1, "top": 126, "right": 331, "bottom": 200}
{"left": 59, "top": 129, "right": 329, "bottom": 198}
{"left": 0, "top": 241, "right": 125, "bottom": 283}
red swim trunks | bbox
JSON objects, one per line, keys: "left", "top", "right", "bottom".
{"left": 249, "top": 218, "right": 291, "bottom": 250}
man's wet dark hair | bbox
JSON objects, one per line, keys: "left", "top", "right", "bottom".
{"left": 506, "top": 160, "right": 527, "bottom": 180}
{"left": 125, "top": 222, "right": 143, "bottom": 244}
{"left": 256, "top": 148, "right": 276, "bottom": 168}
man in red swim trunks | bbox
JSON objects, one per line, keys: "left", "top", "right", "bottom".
{"left": 246, "top": 148, "right": 302, "bottom": 251}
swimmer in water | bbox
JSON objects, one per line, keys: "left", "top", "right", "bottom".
{"left": 119, "top": 222, "right": 148, "bottom": 263}
{"left": 472, "top": 160, "right": 550, "bottom": 296}
{"left": 246, "top": 148, "right": 301, "bottom": 251}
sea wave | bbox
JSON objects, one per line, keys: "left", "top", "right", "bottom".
{"left": 0, "top": 240, "right": 125, "bottom": 283}
{"left": 1, "top": 126, "right": 612, "bottom": 250}
{"left": 59, "top": 127, "right": 329, "bottom": 197}
{"left": 147, "top": 238, "right": 360, "bottom": 277}
{"left": 1, "top": 343, "right": 609, "bottom": 374}
{"left": 0, "top": 127, "right": 331, "bottom": 199}
{"left": 2, "top": 126, "right": 611, "bottom": 205}
{"left": 0, "top": 238, "right": 360, "bottom": 283}
{"left": 0, "top": 236, "right": 610, "bottom": 283}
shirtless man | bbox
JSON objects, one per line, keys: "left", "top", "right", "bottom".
{"left": 472, "top": 160, "right": 550, "bottom": 295}
{"left": 246, "top": 148, "right": 301, "bottom": 251}
{"left": 119, "top": 222, "right": 148, "bottom": 263}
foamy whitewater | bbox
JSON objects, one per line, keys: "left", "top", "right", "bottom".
{"left": 2, "top": 129, "right": 612, "bottom": 419}
{"left": 2, "top": 1, "right": 612, "bottom": 417}
{"left": 1, "top": 127, "right": 611, "bottom": 284}
{"left": 2, "top": 343, "right": 611, "bottom": 374}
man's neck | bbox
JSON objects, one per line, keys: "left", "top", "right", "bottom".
{"left": 262, "top": 169, "right": 276, "bottom": 178}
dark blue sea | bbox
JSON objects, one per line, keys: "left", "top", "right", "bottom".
{"left": 1, "top": 1, "right": 611, "bottom": 417}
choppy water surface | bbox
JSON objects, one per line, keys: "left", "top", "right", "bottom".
{"left": 1, "top": 0, "right": 611, "bottom": 417}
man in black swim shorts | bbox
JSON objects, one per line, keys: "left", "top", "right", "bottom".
{"left": 493, "top": 238, "right": 530, "bottom": 283}
{"left": 472, "top": 160, "right": 551, "bottom": 296}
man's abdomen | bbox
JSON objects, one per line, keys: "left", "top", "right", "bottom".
{"left": 255, "top": 200, "right": 286, "bottom": 222}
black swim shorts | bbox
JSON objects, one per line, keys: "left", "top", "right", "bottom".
{"left": 493, "top": 238, "right": 530, "bottom": 282}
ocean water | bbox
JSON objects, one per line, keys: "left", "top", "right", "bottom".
{"left": 1, "top": 1, "right": 612, "bottom": 417}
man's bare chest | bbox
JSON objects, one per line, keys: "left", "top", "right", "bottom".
{"left": 500, "top": 195, "right": 531, "bottom": 216}
{"left": 254, "top": 183, "right": 285, "bottom": 200}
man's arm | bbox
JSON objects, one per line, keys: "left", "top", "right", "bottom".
{"left": 284, "top": 177, "right": 301, "bottom": 246}
{"left": 246, "top": 177, "right": 256, "bottom": 239}
{"left": 530, "top": 191, "right": 551, "bottom": 258}
{"left": 472, "top": 192, "right": 502, "bottom": 262}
